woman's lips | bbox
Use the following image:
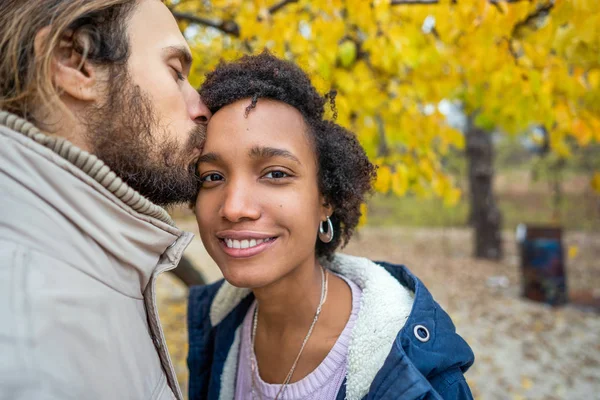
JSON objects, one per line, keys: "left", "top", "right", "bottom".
{"left": 218, "top": 236, "right": 278, "bottom": 258}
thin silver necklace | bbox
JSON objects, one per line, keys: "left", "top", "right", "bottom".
{"left": 250, "top": 266, "right": 329, "bottom": 400}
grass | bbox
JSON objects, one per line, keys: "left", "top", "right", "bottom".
{"left": 366, "top": 172, "right": 600, "bottom": 231}
{"left": 366, "top": 194, "right": 468, "bottom": 228}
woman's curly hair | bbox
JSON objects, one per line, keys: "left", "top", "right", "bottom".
{"left": 200, "top": 51, "right": 376, "bottom": 259}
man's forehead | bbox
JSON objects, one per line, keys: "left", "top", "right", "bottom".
{"left": 128, "top": 0, "right": 190, "bottom": 53}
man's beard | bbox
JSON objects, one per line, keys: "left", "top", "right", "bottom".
{"left": 83, "top": 69, "right": 205, "bottom": 207}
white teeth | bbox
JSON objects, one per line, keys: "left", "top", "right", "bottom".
{"left": 224, "top": 238, "right": 271, "bottom": 249}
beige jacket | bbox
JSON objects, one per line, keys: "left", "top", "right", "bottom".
{"left": 0, "top": 111, "right": 192, "bottom": 400}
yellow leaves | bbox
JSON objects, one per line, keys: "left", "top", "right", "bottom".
{"left": 521, "top": 376, "right": 534, "bottom": 390}
{"left": 550, "top": 130, "right": 572, "bottom": 158}
{"left": 586, "top": 114, "right": 600, "bottom": 142}
{"left": 553, "top": 102, "right": 572, "bottom": 131}
{"left": 591, "top": 172, "right": 600, "bottom": 193}
{"left": 364, "top": 35, "right": 398, "bottom": 75}
{"left": 345, "top": 0, "right": 376, "bottom": 34}
{"left": 571, "top": 118, "right": 592, "bottom": 146}
{"left": 374, "top": 165, "right": 392, "bottom": 194}
{"left": 444, "top": 188, "right": 462, "bottom": 207}
{"left": 391, "top": 165, "right": 409, "bottom": 197}
{"left": 337, "top": 40, "right": 357, "bottom": 69}
{"left": 355, "top": 118, "right": 379, "bottom": 159}
{"left": 432, "top": 173, "right": 462, "bottom": 207}
{"left": 332, "top": 92, "right": 351, "bottom": 127}
{"left": 419, "top": 158, "right": 435, "bottom": 182}
{"left": 508, "top": 375, "right": 537, "bottom": 400}
{"left": 333, "top": 69, "right": 356, "bottom": 95}
{"left": 568, "top": 245, "right": 579, "bottom": 259}
{"left": 176, "top": 0, "right": 600, "bottom": 205}
{"left": 237, "top": 5, "right": 265, "bottom": 41}
{"left": 587, "top": 69, "right": 600, "bottom": 89}
{"left": 371, "top": 156, "right": 461, "bottom": 206}
{"left": 551, "top": 0, "right": 600, "bottom": 69}
{"left": 357, "top": 203, "right": 368, "bottom": 228}
{"left": 372, "top": 0, "right": 391, "bottom": 25}
{"left": 441, "top": 125, "right": 465, "bottom": 151}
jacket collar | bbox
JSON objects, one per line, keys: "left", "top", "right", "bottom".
{"left": 0, "top": 111, "right": 191, "bottom": 296}
{"left": 210, "top": 254, "right": 415, "bottom": 400}
{"left": 0, "top": 110, "right": 175, "bottom": 226}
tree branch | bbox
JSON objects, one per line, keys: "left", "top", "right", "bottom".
{"left": 171, "top": 0, "right": 299, "bottom": 37}
{"left": 490, "top": 0, "right": 537, "bottom": 3}
{"left": 171, "top": 0, "right": 541, "bottom": 37}
{"left": 269, "top": 0, "right": 299, "bottom": 14}
{"left": 512, "top": 1, "right": 554, "bottom": 38}
{"left": 390, "top": 0, "right": 532, "bottom": 4}
{"left": 170, "top": 10, "right": 240, "bottom": 37}
{"left": 391, "top": 0, "right": 439, "bottom": 4}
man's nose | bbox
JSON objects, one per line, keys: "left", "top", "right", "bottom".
{"left": 188, "top": 87, "right": 212, "bottom": 125}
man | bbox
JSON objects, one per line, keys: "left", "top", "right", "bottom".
{"left": 0, "top": 1, "right": 211, "bottom": 398}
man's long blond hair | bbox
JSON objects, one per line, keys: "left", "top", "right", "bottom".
{"left": 0, "top": 0, "right": 138, "bottom": 122}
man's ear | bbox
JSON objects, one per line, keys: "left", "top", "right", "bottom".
{"left": 34, "top": 27, "right": 99, "bottom": 102}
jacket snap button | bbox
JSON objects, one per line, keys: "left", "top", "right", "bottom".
{"left": 413, "top": 325, "right": 430, "bottom": 343}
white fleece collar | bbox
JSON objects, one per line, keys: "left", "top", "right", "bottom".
{"left": 212, "top": 254, "right": 415, "bottom": 400}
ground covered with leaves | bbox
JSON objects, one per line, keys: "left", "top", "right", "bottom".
{"left": 157, "top": 222, "right": 600, "bottom": 399}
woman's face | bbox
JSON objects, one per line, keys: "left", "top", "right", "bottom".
{"left": 195, "top": 99, "right": 330, "bottom": 288}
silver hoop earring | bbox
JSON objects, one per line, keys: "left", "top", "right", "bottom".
{"left": 319, "top": 217, "right": 334, "bottom": 243}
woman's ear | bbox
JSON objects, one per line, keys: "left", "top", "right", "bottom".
{"left": 320, "top": 196, "right": 333, "bottom": 221}
{"left": 35, "top": 27, "right": 99, "bottom": 102}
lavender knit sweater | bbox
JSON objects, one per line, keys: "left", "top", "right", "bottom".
{"left": 234, "top": 275, "right": 362, "bottom": 400}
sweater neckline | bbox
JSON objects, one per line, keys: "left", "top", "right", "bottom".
{"left": 243, "top": 274, "right": 362, "bottom": 398}
{"left": 0, "top": 110, "right": 175, "bottom": 226}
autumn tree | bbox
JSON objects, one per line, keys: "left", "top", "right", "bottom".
{"left": 169, "top": 0, "right": 600, "bottom": 260}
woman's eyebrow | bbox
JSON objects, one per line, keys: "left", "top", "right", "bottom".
{"left": 198, "top": 152, "right": 220, "bottom": 164}
{"left": 249, "top": 146, "right": 301, "bottom": 165}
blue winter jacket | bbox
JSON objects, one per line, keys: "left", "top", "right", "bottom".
{"left": 187, "top": 254, "right": 474, "bottom": 400}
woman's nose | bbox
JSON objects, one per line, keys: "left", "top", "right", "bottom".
{"left": 219, "top": 181, "right": 261, "bottom": 223}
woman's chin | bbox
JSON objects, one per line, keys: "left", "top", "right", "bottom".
{"left": 220, "top": 267, "right": 277, "bottom": 289}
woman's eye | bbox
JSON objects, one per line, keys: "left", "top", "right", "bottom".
{"left": 264, "top": 170, "right": 289, "bottom": 179}
{"left": 201, "top": 173, "right": 223, "bottom": 183}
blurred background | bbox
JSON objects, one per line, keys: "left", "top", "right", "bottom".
{"left": 155, "top": 1, "right": 600, "bottom": 398}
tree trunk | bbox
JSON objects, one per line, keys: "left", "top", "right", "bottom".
{"left": 169, "top": 256, "right": 207, "bottom": 287}
{"left": 466, "top": 119, "right": 503, "bottom": 260}
{"left": 549, "top": 158, "right": 565, "bottom": 224}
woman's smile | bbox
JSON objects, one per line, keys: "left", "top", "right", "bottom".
{"left": 219, "top": 237, "right": 278, "bottom": 258}
{"left": 216, "top": 230, "right": 279, "bottom": 258}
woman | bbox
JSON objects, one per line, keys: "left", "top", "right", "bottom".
{"left": 187, "top": 52, "right": 474, "bottom": 400}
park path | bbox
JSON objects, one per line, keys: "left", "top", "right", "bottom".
{"left": 157, "top": 220, "right": 600, "bottom": 399}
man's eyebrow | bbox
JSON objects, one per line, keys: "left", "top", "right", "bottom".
{"left": 198, "top": 152, "right": 220, "bottom": 164}
{"left": 162, "top": 45, "right": 193, "bottom": 69}
{"left": 249, "top": 146, "right": 301, "bottom": 165}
